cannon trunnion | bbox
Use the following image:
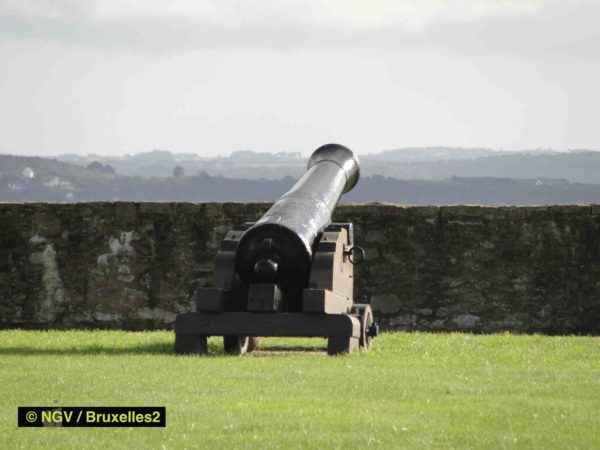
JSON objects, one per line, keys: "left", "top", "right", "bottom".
{"left": 174, "top": 144, "right": 378, "bottom": 355}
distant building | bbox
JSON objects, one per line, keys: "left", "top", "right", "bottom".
{"left": 22, "top": 167, "right": 35, "bottom": 179}
{"left": 8, "top": 182, "right": 24, "bottom": 191}
{"left": 43, "top": 177, "right": 61, "bottom": 187}
{"left": 173, "top": 166, "right": 185, "bottom": 178}
{"left": 86, "top": 161, "right": 115, "bottom": 174}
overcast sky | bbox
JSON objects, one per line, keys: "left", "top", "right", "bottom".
{"left": 1, "top": 0, "right": 598, "bottom": 157}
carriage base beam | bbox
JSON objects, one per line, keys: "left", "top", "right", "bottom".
{"left": 174, "top": 311, "right": 360, "bottom": 355}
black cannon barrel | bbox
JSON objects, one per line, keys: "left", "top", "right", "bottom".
{"left": 235, "top": 143, "right": 359, "bottom": 295}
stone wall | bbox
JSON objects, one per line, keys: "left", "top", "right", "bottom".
{"left": 1, "top": 202, "right": 599, "bottom": 334}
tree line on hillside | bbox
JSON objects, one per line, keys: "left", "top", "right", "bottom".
{"left": 1, "top": 172, "right": 599, "bottom": 206}
{"left": 51, "top": 148, "right": 600, "bottom": 183}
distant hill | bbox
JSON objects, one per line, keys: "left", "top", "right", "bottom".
{"left": 362, "top": 146, "right": 500, "bottom": 162}
{"left": 56, "top": 150, "right": 305, "bottom": 178}
{"left": 3, "top": 151, "right": 600, "bottom": 205}
{"left": 0, "top": 154, "right": 115, "bottom": 202}
{"left": 1, "top": 166, "right": 599, "bottom": 206}
{"left": 0, "top": 155, "right": 112, "bottom": 181}
{"left": 366, "top": 151, "right": 600, "bottom": 183}
{"left": 53, "top": 147, "right": 600, "bottom": 183}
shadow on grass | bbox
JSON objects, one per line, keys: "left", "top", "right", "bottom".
{"left": 0, "top": 343, "right": 327, "bottom": 356}
{"left": 0, "top": 342, "right": 174, "bottom": 355}
{"left": 253, "top": 345, "right": 326, "bottom": 353}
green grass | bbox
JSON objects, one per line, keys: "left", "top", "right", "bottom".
{"left": 1, "top": 331, "right": 599, "bottom": 449}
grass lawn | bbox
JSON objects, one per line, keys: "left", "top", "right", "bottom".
{"left": 1, "top": 330, "right": 599, "bottom": 449}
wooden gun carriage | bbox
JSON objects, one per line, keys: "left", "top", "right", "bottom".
{"left": 174, "top": 144, "right": 378, "bottom": 355}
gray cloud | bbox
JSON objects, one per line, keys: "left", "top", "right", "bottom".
{"left": 0, "top": 14, "right": 310, "bottom": 52}
{"left": 425, "top": 2, "right": 600, "bottom": 62}
{"left": 0, "top": 1, "right": 598, "bottom": 62}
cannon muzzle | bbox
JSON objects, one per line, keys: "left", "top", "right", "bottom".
{"left": 234, "top": 143, "right": 359, "bottom": 298}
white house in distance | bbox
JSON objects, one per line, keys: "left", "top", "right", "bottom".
{"left": 22, "top": 167, "right": 35, "bottom": 179}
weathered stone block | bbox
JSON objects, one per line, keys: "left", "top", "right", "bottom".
{"left": 450, "top": 314, "right": 481, "bottom": 330}
{"left": 371, "top": 294, "right": 401, "bottom": 314}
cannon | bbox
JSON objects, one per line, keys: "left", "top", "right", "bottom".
{"left": 174, "top": 144, "right": 379, "bottom": 355}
